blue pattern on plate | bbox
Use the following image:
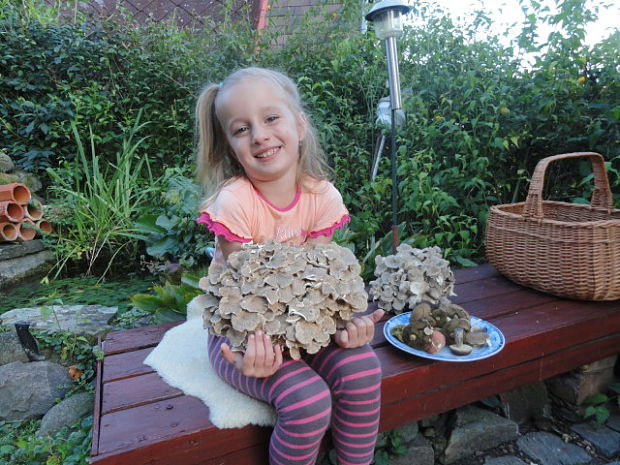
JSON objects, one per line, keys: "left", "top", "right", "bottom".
{"left": 383, "top": 314, "right": 505, "bottom": 362}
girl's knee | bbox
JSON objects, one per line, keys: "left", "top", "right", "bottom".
{"left": 330, "top": 345, "right": 382, "bottom": 393}
{"left": 276, "top": 376, "right": 332, "bottom": 429}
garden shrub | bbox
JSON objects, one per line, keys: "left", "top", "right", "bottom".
{"left": 1, "top": 0, "right": 618, "bottom": 272}
{"left": 134, "top": 168, "right": 214, "bottom": 268}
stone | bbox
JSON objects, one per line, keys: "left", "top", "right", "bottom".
{"left": 391, "top": 434, "right": 434, "bottom": 465}
{"left": 571, "top": 422, "right": 620, "bottom": 458}
{"left": 0, "top": 249, "right": 54, "bottom": 291}
{"left": 1, "top": 305, "right": 117, "bottom": 337}
{"left": 517, "top": 432, "right": 592, "bottom": 465}
{"left": 441, "top": 406, "right": 519, "bottom": 464}
{"left": 580, "top": 356, "right": 618, "bottom": 374}
{"left": 0, "top": 328, "right": 29, "bottom": 365}
{"left": 0, "top": 173, "right": 19, "bottom": 184}
{"left": 375, "top": 431, "right": 388, "bottom": 449}
{"left": 484, "top": 457, "right": 529, "bottom": 465}
{"left": 13, "top": 170, "right": 42, "bottom": 192}
{"left": 0, "top": 152, "right": 14, "bottom": 173}
{"left": 38, "top": 392, "right": 94, "bottom": 436}
{"left": 607, "top": 410, "right": 620, "bottom": 433}
{"left": 0, "top": 361, "right": 72, "bottom": 420}
{"left": 0, "top": 326, "right": 63, "bottom": 366}
{"left": 547, "top": 356, "right": 618, "bottom": 405}
{"left": 394, "top": 420, "right": 419, "bottom": 441}
{"left": 499, "top": 381, "right": 551, "bottom": 424}
{"left": 0, "top": 240, "right": 45, "bottom": 261}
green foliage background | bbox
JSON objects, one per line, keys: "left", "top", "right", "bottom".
{"left": 1, "top": 0, "right": 619, "bottom": 272}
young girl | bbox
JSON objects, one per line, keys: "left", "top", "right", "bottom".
{"left": 195, "top": 67, "right": 384, "bottom": 465}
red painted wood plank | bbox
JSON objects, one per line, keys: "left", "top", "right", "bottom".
{"left": 378, "top": 331, "right": 620, "bottom": 432}
{"left": 104, "top": 322, "right": 180, "bottom": 356}
{"left": 92, "top": 351, "right": 103, "bottom": 456}
{"left": 453, "top": 263, "right": 499, "bottom": 284}
{"left": 451, "top": 275, "right": 524, "bottom": 304}
{"left": 102, "top": 348, "right": 154, "bottom": 383}
{"left": 92, "top": 426, "right": 270, "bottom": 465}
{"left": 455, "top": 287, "right": 557, "bottom": 320}
{"left": 96, "top": 395, "right": 271, "bottom": 458}
{"left": 102, "top": 372, "right": 183, "bottom": 414}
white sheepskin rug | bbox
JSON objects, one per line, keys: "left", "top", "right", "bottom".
{"left": 143, "top": 297, "right": 276, "bottom": 428}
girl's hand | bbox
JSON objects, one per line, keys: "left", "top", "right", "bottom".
{"left": 334, "top": 309, "right": 385, "bottom": 349}
{"left": 221, "top": 330, "right": 283, "bottom": 378}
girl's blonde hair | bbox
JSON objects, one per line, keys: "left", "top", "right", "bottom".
{"left": 195, "top": 67, "right": 331, "bottom": 209}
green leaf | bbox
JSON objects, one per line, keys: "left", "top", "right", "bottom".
{"left": 594, "top": 406, "right": 610, "bottom": 425}
{"left": 146, "top": 237, "right": 178, "bottom": 257}
{"left": 584, "top": 393, "right": 608, "bottom": 405}
{"left": 373, "top": 449, "right": 390, "bottom": 465}
{"left": 130, "top": 294, "right": 162, "bottom": 313}
{"left": 181, "top": 273, "right": 202, "bottom": 290}
{"left": 155, "top": 214, "right": 179, "bottom": 231}
{"left": 154, "top": 308, "right": 185, "bottom": 323}
{"left": 134, "top": 215, "right": 166, "bottom": 234}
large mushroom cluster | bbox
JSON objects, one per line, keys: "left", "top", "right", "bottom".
{"left": 196, "top": 242, "right": 368, "bottom": 359}
{"left": 369, "top": 244, "right": 455, "bottom": 314}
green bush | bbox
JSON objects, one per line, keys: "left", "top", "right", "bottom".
{"left": 134, "top": 169, "right": 213, "bottom": 268}
{"left": 1, "top": 0, "right": 618, "bottom": 270}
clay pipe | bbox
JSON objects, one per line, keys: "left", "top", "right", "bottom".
{"left": 0, "top": 201, "right": 24, "bottom": 222}
{"left": 0, "top": 183, "right": 30, "bottom": 203}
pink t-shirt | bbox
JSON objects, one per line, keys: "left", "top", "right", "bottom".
{"left": 197, "top": 176, "right": 350, "bottom": 245}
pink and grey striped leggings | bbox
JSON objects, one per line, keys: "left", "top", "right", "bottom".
{"left": 208, "top": 334, "right": 382, "bottom": 465}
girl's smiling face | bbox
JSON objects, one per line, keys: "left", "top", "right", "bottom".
{"left": 217, "top": 78, "right": 306, "bottom": 184}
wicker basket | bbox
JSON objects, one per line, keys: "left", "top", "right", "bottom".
{"left": 486, "top": 152, "right": 620, "bottom": 301}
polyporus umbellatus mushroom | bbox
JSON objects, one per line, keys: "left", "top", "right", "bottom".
{"left": 369, "top": 244, "right": 455, "bottom": 314}
{"left": 196, "top": 242, "right": 368, "bottom": 360}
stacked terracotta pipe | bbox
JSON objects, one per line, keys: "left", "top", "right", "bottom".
{"left": 0, "top": 183, "right": 52, "bottom": 242}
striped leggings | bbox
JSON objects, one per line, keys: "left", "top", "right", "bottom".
{"left": 208, "top": 335, "right": 382, "bottom": 465}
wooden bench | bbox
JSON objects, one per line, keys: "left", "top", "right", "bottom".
{"left": 90, "top": 264, "right": 620, "bottom": 465}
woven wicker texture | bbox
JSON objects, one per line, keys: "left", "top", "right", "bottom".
{"left": 486, "top": 152, "right": 620, "bottom": 301}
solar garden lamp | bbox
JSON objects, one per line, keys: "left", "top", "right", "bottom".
{"left": 365, "top": 0, "right": 411, "bottom": 253}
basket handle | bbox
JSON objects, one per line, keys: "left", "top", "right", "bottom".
{"left": 523, "top": 152, "right": 612, "bottom": 219}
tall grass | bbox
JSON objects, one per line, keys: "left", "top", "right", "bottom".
{"left": 46, "top": 116, "right": 158, "bottom": 277}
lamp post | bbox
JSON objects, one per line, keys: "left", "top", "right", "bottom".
{"left": 365, "top": 0, "right": 411, "bottom": 253}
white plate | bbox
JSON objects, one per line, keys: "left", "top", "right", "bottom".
{"left": 383, "top": 313, "right": 506, "bottom": 362}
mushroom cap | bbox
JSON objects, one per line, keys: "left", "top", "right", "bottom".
{"left": 464, "top": 328, "right": 490, "bottom": 346}
{"left": 426, "top": 330, "right": 446, "bottom": 354}
{"left": 410, "top": 302, "right": 432, "bottom": 322}
{"left": 448, "top": 343, "right": 473, "bottom": 355}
